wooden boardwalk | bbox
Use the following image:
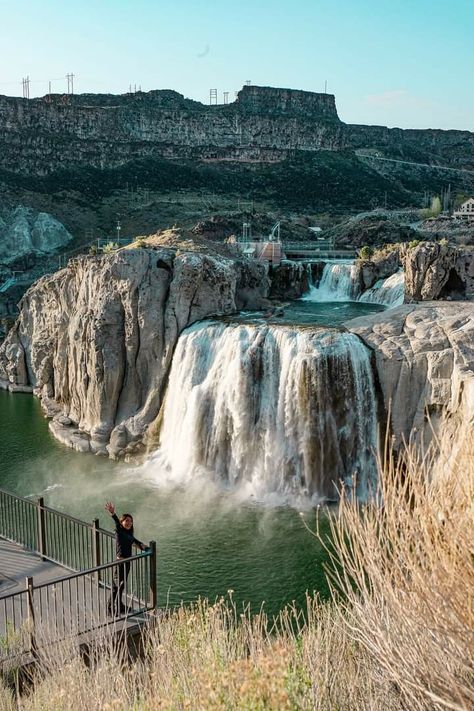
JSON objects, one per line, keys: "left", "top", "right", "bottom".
{"left": 0, "top": 537, "right": 70, "bottom": 597}
{"left": 0, "top": 489, "right": 156, "bottom": 664}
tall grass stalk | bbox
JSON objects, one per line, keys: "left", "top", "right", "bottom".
{"left": 325, "top": 434, "right": 474, "bottom": 710}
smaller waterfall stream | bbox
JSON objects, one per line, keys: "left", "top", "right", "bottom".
{"left": 358, "top": 271, "right": 405, "bottom": 307}
{"left": 304, "top": 262, "right": 405, "bottom": 307}
{"left": 304, "top": 262, "right": 361, "bottom": 301}
{"left": 152, "top": 321, "right": 378, "bottom": 503}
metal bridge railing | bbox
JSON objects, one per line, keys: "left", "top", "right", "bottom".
{"left": 0, "top": 552, "right": 155, "bottom": 662}
{"left": 0, "top": 489, "right": 157, "bottom": 663}
{"left": 0, "top": 489, "right": 117, "bottom": 571}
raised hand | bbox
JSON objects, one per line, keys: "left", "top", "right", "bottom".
{"left": 105, "top": 501, "right": 115, "bottom": 515}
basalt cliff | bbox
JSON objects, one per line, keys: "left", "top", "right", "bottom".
{"left": 0, "top": 247, "right": 268, "bottom": 458}
{"left": 1, "top": 85, "right": 473, "bottom": 215}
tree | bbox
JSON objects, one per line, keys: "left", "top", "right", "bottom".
{"left": 430, "top": 196, "right": 442, "bottom": 216}
{"left": 358, "top": 245, "right": 374, "bottom": 260}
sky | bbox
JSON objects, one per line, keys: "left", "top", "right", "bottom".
{"left": 0, "top": 0, "right": 473, "bottom": 131}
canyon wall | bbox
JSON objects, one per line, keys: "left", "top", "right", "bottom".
{"left": 1, "top": 85, "right": 472, "bottom": 176}
{"left": 0, "top": 248, "right": 268, "bottom": 458}
{"left": 346, "top": 302, "right": 474, "bottom": 465}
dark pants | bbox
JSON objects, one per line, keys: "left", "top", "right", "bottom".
{"left": 108, "top": 560, "right": 130, "bottom": 615}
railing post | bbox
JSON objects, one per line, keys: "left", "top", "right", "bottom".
{"left": 149, "top": 540, "right": 157, "bottom": 610}
{"left": 37, "top": 497, "right": 46, "bottom": 560}
{"left": 92, "top": 518, "right": 101, "bottom": 583}
{"left": 26, "top": 576, "right": 37, "bottom": 655}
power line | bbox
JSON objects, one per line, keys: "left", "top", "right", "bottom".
{"left": 358, "top": 152, "right": 474, "bottom": 176}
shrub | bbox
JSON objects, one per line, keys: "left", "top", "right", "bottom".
{"left": 358, "top": 245, "right": 374, "bottom": 260}
{"left": 325, "top": 431, "right": 474, "bottom": 710}
{"left": 88, "top": 245, "right": 98, "bottom": 256}
{"left": 101, "top": 241, "right": 119, "bottom": 254}
{"left": 408, "top": 239, "right": 420, "bottom": 250}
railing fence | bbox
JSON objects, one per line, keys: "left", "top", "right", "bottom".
{"left": 0, "top": 489, "right": 157, "bottom": 664}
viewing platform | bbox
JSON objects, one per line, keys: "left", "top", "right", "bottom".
{"left": 0, "top": 489, "right": 157, "bottom": 668}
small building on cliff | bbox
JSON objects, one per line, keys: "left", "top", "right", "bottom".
{"left": 453, "top": 197, "right": 474, "bottom": 222}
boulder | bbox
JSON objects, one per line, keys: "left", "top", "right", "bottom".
{"left": 0, "top": 206, "right": 72, "bottom": 265}
{"left": 401, "top": 242, "right": 474, "bottom": 301}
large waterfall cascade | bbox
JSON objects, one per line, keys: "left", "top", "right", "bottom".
{"left": 304, "top": 262, "right": 405, "bottom": 307}
{"left": 154, "top": 321, "right": 379, "bottom": 503}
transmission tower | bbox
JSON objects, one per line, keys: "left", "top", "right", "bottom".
{"left": 22, "top": 76, "right": 30, "bottom": 99}
{"left": 209, "top": 88, "right": 217, "bottom": 105}
{"left": 66, "top": 73, "right": 75, "bottom": 94}
{"left": 223, "top": 91, "right": 229, "bottom": 104}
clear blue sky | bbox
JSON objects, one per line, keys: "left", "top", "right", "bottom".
{"left": 1, "top": 0, "right": 472, "bottom": 130}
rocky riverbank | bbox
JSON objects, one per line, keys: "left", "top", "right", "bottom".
{"left": 0, "top": 247, "right": 268, "bottom": 458}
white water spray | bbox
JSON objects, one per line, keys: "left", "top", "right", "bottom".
{"left": 304, "top": 262, "right": 361, "bottom": 302}
{"left": 151, "top": 321, "right": 378, "bottom": 503}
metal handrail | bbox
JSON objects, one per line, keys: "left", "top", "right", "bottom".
{"left": 0, "top": 488, "right": 124, "bottom": 571}
{"left": 0, "top": 549, "right": 156, "bottom": 663}
{"left": 0, "top": 488, "right": 157, "bottom": 662}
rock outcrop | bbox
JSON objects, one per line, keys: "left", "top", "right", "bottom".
{"left": 328, "top": 215, "right": 416, "bottom": 249}
{"left": 402, "top": 242, "right": 474, "bottom": 301}
{"left": 358, "top": 247, "right": 401, "bottom": 291}
{"left": 0, "top": 206, "right": 72, "bottom": 265}
{"left": 0, "top": 248, "right": 268, "bottom": 458}
{"left": 346, "top": 302, "right": 474, "bottom": 463}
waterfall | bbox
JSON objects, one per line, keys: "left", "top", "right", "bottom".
{"left": 304, "top": 261, "right": 405, "bottom": 308}
{"left": 358, "top": 271, "right": 405, "bottom": 307}
{"left": 303, "top": 262, "right": 361, "bottom": 302}
{"left": 153, "top": 321, "right": 378, "bottom": 503}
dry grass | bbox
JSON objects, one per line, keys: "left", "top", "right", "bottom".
{"left": 324, "top": 433, "right": 474, "bottom": 711}
{"left": 0, "top": 596, "right": 395, "bottom": 711}
{"left": 1, "top": 435, "right": 472, "bottom": 710}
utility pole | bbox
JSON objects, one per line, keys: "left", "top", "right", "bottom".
{"left": 66, "top": 73, "right": 75, "bottom": 94}
{"left": 22, "top": 76, "right": 30, "bottom": 99}
{"left": 324, "top": 80, "right": 327, "bottom": 93}
{"left": 116, "top": 219, "right": 122, "bottom": 242}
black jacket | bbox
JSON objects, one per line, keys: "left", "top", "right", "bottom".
{"left": 112, "top": 514, "right": 145, "bottom": 558}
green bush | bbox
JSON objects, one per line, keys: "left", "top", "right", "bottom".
{"left": 358, "top": 245, "right": 374, "bottom": 260}
{"left": 102, "top": 241, "right": 119, "bottom": 254}
{"left": 88, "top": 245, "right": 99, "bottom": 256}
{"left": 408, "top": 239, "right": 420, "bottom": 250}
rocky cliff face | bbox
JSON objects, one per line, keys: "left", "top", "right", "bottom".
{"left": 1, "top": 85, "right": 472, "bottom": 177}
{"left": 0, "top": 248, "right": 268, "bottom": 458}
{"left": 402, "top": 242, "right": 474, "bottom": 301}
{"left": 346, "top": 303, "right": 474, "bottom": 464}
{"left": 0, "top": 86, "right": 345, "bottom": 175}
{"left": 0, "top": 206, "right": 72, "bottom": 265}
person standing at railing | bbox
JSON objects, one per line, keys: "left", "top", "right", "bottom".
{"left": 105, "top": 502, "right": 148, "bottom": 616}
